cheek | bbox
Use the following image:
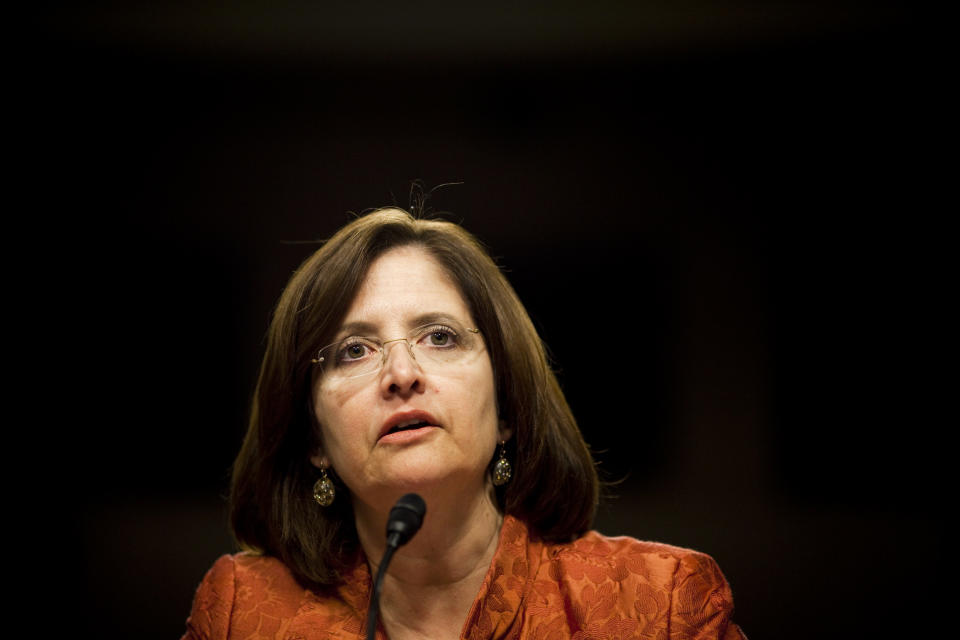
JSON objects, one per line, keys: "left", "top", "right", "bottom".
{"left": 312, "top": 388, "right": 329, "bottom": 433}
{"left": 313, "top": 387, "right": 354, "bottom": 446}
{"left": 472, "top": 373, "right": 499, "bottom": 428}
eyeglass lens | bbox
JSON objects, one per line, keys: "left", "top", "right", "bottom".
{"left": 316, "top": 322, "right": 479, "bottom": 381}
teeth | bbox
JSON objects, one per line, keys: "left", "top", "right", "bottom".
{"left": 383, "top": 417, "right": 434, "bottom": 436}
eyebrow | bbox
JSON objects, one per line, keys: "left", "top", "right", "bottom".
{"left": 334, "top": 312, "right": 470, "bottom": 340}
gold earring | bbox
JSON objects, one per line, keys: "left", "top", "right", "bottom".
{"left": 313, "top": 466, "right": 336, "bottom": 506}
{"left": 492, "top": 440, "right": 512, "bottom": 486}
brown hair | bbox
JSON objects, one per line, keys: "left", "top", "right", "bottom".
{"left": 229, "top": 208, "right": 599, "bottom": 586}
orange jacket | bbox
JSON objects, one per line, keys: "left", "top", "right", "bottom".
{"left": 183, "top": 516, "right": 746, "bottom": 639}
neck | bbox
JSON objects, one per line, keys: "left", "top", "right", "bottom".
{"left": 354, "top": 486, "right": 504, "bottom": 639}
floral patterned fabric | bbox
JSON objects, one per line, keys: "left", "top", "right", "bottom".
{"left": 182, "top": 516, "right": 745, "bottom": 639}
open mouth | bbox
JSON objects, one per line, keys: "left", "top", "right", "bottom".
{"left": 379, "top": 412, "right": 440, "bottom": 441}
{"left": 386, "top": 420, "right": 431, "bottom": 435}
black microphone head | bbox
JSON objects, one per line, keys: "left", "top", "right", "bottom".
{"left": 386, "top": 493, "right": 427, "bottom": 547}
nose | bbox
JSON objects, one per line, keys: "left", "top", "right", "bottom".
{"left": 379, "top": 338, "right": 424, "bottom": 396}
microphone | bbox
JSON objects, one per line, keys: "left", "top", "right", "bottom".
{"left": 366, "top": 493, "right": 427, "bottom": 640}
{"left": 386, "top": 492, "right": 427, "bottom": 547}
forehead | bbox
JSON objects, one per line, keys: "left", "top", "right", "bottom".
{"left": 340, "top": 245, "right": 471, "bottom": 330}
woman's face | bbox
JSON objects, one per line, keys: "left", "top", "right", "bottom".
{"left": 311, "top": 245, "right": 505, "bottom": 509}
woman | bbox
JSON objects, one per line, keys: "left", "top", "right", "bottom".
{"left": 182, "top": 208, "right": 746, "bottom": 639}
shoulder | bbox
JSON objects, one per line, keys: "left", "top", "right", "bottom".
{"left": 546, "top": 530, "right": 719, "bottom": 585}
{"left": 182, "top": 553, "right": 307, "bottom": 640}
{"left": 197, "top": 552, "right": 305, "bottom": 596}
{"left": 537, "top": 532, "right": 744, "bottom": 639}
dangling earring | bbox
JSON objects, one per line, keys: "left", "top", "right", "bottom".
{"left": 492, "top": 440, "right": 512, "bottom": 486}
{"left": 313, "top": 466, "right": 336, "bottom": 506}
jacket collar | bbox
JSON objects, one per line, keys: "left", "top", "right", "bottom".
{"left": 324, "top": 515, "right": 542, "bottom": 640}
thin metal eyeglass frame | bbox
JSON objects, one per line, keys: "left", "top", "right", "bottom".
{"left": 310, "top": 325, "right": 481, "bottom": 380}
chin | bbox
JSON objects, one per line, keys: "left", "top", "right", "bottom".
{"left": 376, "top": 463, "right": 484, "bottom": 496}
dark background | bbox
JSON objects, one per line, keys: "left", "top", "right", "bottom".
{"left": 27, "top": 2, "right": 944, "bottom": 638}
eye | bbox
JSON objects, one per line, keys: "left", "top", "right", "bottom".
{"left": 417, "top": 324, "right": 459, "bottom": 348}
{"left": 336, "top": 338, "right": 378, "bottom": 364}
{"left": 345, "top": 344, "right": 367, "bottom": 358}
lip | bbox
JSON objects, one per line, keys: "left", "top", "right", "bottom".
{"left": 378, "top": 409, "right": 442, "bottom": 442}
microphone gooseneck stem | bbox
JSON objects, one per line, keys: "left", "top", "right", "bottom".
{"left": 366, "top": 494, "right": 426, "bottom": 640}
{"left": 366, "top": 535, "right": 401, "bottom": 640}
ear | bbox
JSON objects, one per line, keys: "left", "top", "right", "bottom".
{"left": 309, "top": 452, "right": 329, "bottom": 470}
{"left": 497, "top": 419, "right": 513, "bottom": 443}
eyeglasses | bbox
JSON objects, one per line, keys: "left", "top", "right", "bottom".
{"left": 311, "top": 321, "right": 482, "bottom": 383}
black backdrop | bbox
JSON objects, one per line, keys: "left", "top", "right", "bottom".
{"left": 27, "top": 3, "right": 944, "bottom": 638}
